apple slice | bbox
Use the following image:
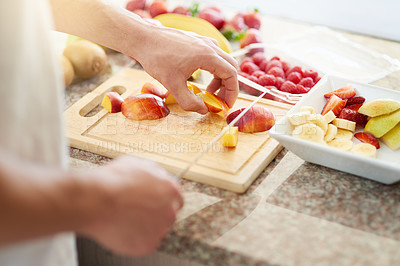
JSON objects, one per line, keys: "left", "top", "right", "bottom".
{"left": 141, "top": 82, "right": 165, "bottom": 99}
{"left": 197, "top": 92, "right": 224, "bottom": 113}
{"left": 226, "top": 105, "right": 275, "bottom": 133}
{"left": 364, "top": 108, "right": 400, "bottom": 138}
{"left": 381, "top": 123, "right": 400, "bottom": 150}
{"left": 358, "top": 99, "right": 400, "bottom": 117}
{"left": 164, "top": 82, "right": 202, "bottom": 105}
{"left": 221, "top": 126, "right": 239, "bottom": 148}
{"left": 121, "top": 94, "right": 170, "bottom": 120}
{"left": 101, "top": 92, "right": 124, "bottom": 113}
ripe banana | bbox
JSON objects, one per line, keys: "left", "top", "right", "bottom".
{"left": 155, "top": 14, "right": 232, "bottom": 53}
{"left": 333, "top": 118, "right": 356, "bottom": 132}
{"left": 351, "top": 143, "right": 377, "bottom": 158}
{"left": 292, "top": 123, "right": 325, "bottom": 144}
{"left": 335, "top": 128, "right": 354, "bottom": 140}
{"left": 300, "top": 106, "right": 315, "bottom": 114}
{"left": 327, "top": 138, "right": 353, "bottom": 151}
{"left": 307, "top": 113, "right": 328, "bottom": 133}
{"left": 324, "top": 124, "right": 337, "bottom": 142}
{"left": 288, "top": 111, "right": 311, "bottom": 126}
{"left": 323, "top": 110, "right": 336, "bottom": 124}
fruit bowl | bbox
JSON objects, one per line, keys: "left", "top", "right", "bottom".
{"left": 232, "top": 44, "right": 324, "bottom": 105}
{"left": 269, "top": 75, "right": 400, "bottom": 184}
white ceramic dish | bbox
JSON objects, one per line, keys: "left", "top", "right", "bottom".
{"left": 269, "top": 75, "right": 400, "bottom": 184}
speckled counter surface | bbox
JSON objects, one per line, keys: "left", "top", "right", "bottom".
{"left": 67, "top": 14, "right": 400, "bottom": 266}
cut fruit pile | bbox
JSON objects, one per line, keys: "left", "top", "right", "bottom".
{"left": 288, "top": 85, "right": 400, "bottom": 158}
{"left": 238, "top": 52, "right": 321, "bottom": 99}
{"left": 101, "top": 82, "right": 276, "bottom": 149}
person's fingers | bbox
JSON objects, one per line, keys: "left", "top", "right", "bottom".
{"left": 199, "top": 56, "right": 239, "bottom": 108}
{"left": 206, "top": 76, "right": 222, "bottom": 94}
{"left": 165, "top": 79, "right": 208, "bottom": 114}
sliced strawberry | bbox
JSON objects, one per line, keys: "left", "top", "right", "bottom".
{"left": 321, "top": 95, "right": 347, "bottom": 116}
{"left": 346, "top": 96, "right": 366, "bottom": 106}
{"left": 354, "top": 132, "right": 380, "bottom": 149}
{"left": 346, "top": 104, "right": 363, "bottom": 111}
{"left": 339, "top": 108, "right": 368, "bottom": 127}
{"left": 324, "top": 85, "right": 356, "bottom": 99}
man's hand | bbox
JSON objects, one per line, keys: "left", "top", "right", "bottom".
{"left": 78, "top": 156, "right": 183, "bottom": 256}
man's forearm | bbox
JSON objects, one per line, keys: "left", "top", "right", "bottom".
{"left": 50, "top": 0, "right": 150, "bottom": 59}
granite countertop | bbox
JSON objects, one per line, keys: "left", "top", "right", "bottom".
{"left": 67, "top": 14, "right": 400, "bottom": 266}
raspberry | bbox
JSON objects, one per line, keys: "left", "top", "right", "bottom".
{"left": 267, "top": 67, "right": 285, "bottom": 78}
{"left": 270, "top": 56, "right": 280, "bottom": 61}
{"left": 275, "top": 77, "right": 284, "bottom": 89}
{"left": 251, "top": 70, "right": 265, "bottom": 79}
{"left": 238, "top": 71, "right": 250, "bottom": 78}
{"left": 298, "top": 77, "right": 315, "bottom": 88}
{"left": 294, "top": 84, "right": 309, "bottom": 94}
{"left": 286, "top": 65, "right": 303, "bottom": 76}
{"left": 262, "top": 86, "right": 278, "bottom": 100}
{"left": 241, "top": 57, "right": 252, "bottom": 65}
{"left": 240, "top": 75, "right": 260, "bottom": 96}
{"left": 303, "top": 69, "right": 319, "bottom": 82}
{"left": 279, "top": 81, "right": 296, "bottom": 93}
{"left": 286, "top": 72, "right": 302, "bottom": 84}
{"left": 240, "top": 62, "right": 259, "bottom": 75}
{"left": 258, "top": 74, "right": 276, "bottom": 86}
{"left": 315, "top": 76, "right": 321, "bottom": 83}
{"left": 265, "top": 60, "right": 282, "bottom": 72}
{"left": 251, "top": 52, "right": 266, "bottom": 66}
{"left": 281, "top": 61, "right": 291, "bottom": 73}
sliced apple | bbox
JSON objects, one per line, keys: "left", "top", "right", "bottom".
{"left": 358, "top": 99, "right": 400, "bottom": 117}
{"left": 226, "top": 105, "right": 275, "bottom": 133}
{"left": 197, "top": 92, "right": 224, "bottom": 113}
{"left": 121, "top": 94, "right": 170, "bottom": 120}
{"left": 164, "top": 82, "right": 202, "bottom": 105}
{"left": 381, "top": 122, "right": 400, "bottom": 150}
{"left": 141, "top": 82, "right": 166, "bottom": 99}
{"left": 364, "top": 108, "right": 400, "bottom": 138}
{"left": 221, "top": 126, "right": 239, "bottom": 148}
{"left": 101, "top": 92, "right": 124, "bottom": 113}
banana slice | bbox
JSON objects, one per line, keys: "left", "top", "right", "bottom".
{"left": 288, "top": 111, "right": 311, "bottom": 126}
{"left": 323, "top": 110, "right": 336, "bottom": 124}
{"left": 335, "top": 128, "right": 354, "bottom": 140}
{"left": 324, "top": 124, "right": 337, "bottom": 142}
{"left": 332, "top": 118, "right": 356, "bottom": 132}
{"left": 327, "top": 138, "right": 353, "bottom": 151}
{"left": 307, "top": 113, "right": 328, "bottom": 133}
{"left": 292, "top": 123, "right": 326, "bottom": 144}
{"left": 300, "top": 106, "right": 315, "bottom": 114}
{"left": 351, "top": 143, "right": 377, "bottom": 158}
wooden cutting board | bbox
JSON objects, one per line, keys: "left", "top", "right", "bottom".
{"left": 65, "top": 68, "right": 291, "bottom": 193}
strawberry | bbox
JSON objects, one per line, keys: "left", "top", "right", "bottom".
{"left": 240, "top": 61, "right": 259, "bottom": 75}
{"left": 303, "top": 69, "right": 319, "bottom": 82}
{"left": 346, "top": 96, "right": 366, "bottom": 106}
{"left": 265, "top": 60, "right": 282, "bottom": 72}
{"left": 267, "top": 67, "right": 285, "bottom": 78}
{"left": 251, "top": 52, "right": 266, "bottom": 66}
{"left": 299, "top": 77, "right": 315, "bottom": 88}
{"left": 339, "top": 108, "right": 368, "bottom": 127}
{"left": 286, "top": 72, "right": 302, "bottom": 84}
{"left": 286, "top": 65, "right": 303, "bottom": 76}
{"left": 354, "top": 132, "right": 380, "bottom": 149}
{"left": 243, "top": 11, "right": 261, "bottom": 29}
{"left": 251, "top": 70, "right": 265, "bottom": 79}
{"left": 275, "top": 77, "right": 284, "bottom": 89}
{"left": 346, "top": 104, "right": 363, "bottom": 111}
{"left": 281, "top": 61, "right": 291, "bottom": 73}
{"left": 258, "top": 74, "right": 276, "bottom": 86}
{"left": 321, "top": 94, "right": 347, "bottom": 116}
{"left": 279, "top": 81, "right": 296, "bottom": 93}
{"left": 324, "top": 85, "right": 356, "bottom": 99}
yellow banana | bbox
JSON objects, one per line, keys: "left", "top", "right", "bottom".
{"left": 351, "top": 143, "right": 377, "bottom": 158}
{"left": 155, "top": 13, "right": 232, "bottom": 53}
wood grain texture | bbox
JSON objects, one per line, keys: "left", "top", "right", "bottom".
{"left": 65, "top": 68, "right": 291, "bottom": 193}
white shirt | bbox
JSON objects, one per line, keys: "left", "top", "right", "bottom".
{"left": 0, "top": 0, "right": 77, "bottom": 265}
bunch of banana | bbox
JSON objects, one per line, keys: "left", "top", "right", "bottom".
{"left": 288, "top": 106, "right": 377, "bottom": 158}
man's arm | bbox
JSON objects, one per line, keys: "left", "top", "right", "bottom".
{"left": 0, "top": 150, "right": 183, "bottom": 256}
{"left": 50, "top": 0, "right": 239, "bottom": 113}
